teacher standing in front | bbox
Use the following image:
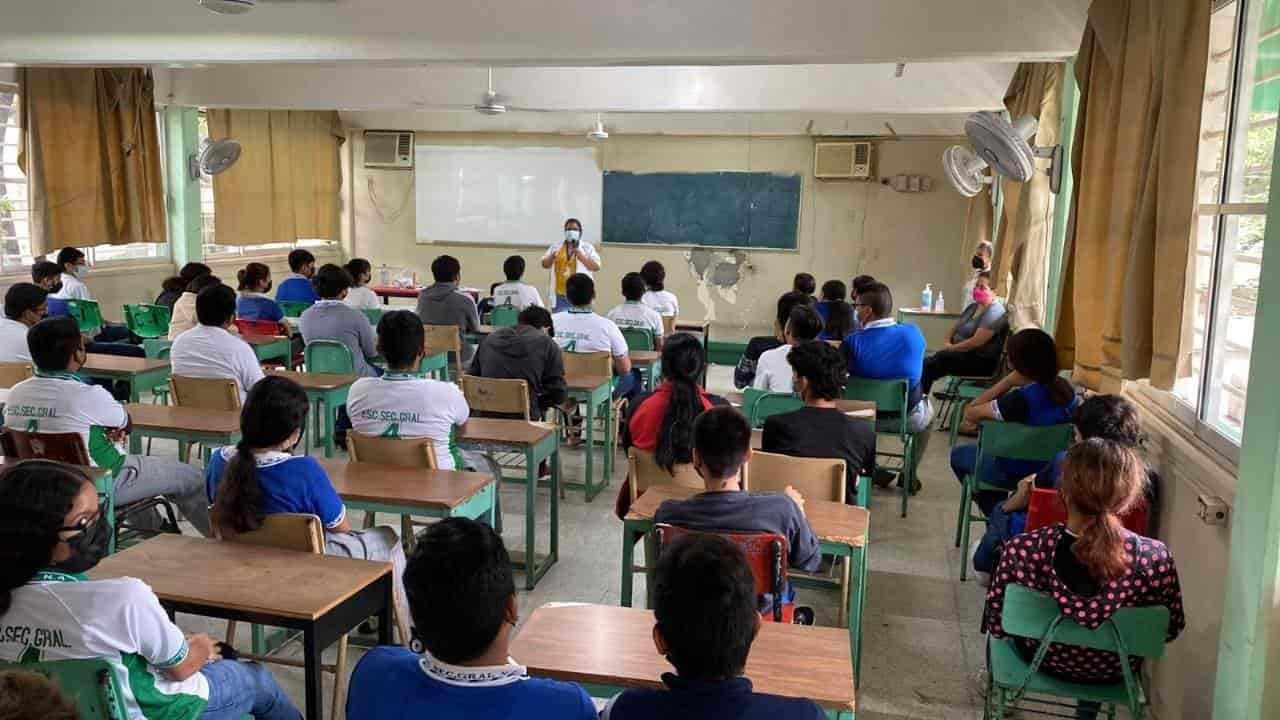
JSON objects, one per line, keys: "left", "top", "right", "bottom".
{"left": 542, "top": 217, "right": 601, "bottom": 312}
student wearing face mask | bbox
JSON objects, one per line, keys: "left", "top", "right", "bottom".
{"left": 961, "top": 240, "right": 993, "bottom": 307}
{"left": 919, "top": 271, "right": 1007, "bottom": 397}
{"left": 0, "top": 460, "right": 303, "bottom": 720}
{"left": 0, "top": 283, "right": 47, "bottom": 363}
{"left": 540, "top": 217, "right": 601, "bottom": 312}
{"left": 46, "top": 248, "right": 143, "bottom": 354}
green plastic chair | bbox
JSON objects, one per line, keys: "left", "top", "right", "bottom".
{"left": 280, "top": 301, "right": 311, "bottom": 318}
{"left": 0, "top": 658, "right": 129, "bottom": 720}
{"left": 123, "top": 304, "right": 171, "bottom": 339}
{"left": 620, "top": 326, "right": 656, "bottom": 351}
{"left": 362, "top": 307, "right": 384, "bottom": 325}
{"left": 490, "top": 305, "right": 519, "bottom": 327}
{"left": 987, "top": 585, "right": 1170, "bottom": 720}
{"left": 742, "top": 388, "right": 803, "bottom": 428}
{"left": 844, "top": 377, "right": 916, "bottom": 518}
{"left": 304, "top": 339, "right": 355, "bottom": 374}
{"left": 142, "top": 338, "right": 172, "bottom": 359}
{"left": 64, "top": 299, "right": 104, "bottom": 335}
{"left": 956, "top": 421, "right": 1073, "bottom": 581}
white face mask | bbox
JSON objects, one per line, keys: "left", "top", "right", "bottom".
{"left": 564, "top": 229, "right": 581, "bottom": 243}
{"left": 74, "top": 264, "right": 89, "bottom": 280}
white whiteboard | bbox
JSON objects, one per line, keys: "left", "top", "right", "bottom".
{"left": 414, "top": 145, "right": 602, "bottom": 247}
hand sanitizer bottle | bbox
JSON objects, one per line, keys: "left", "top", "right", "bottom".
{"left": 935, "top": 291, "right": 945, "bottom": 313}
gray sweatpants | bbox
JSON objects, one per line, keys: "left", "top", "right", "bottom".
{"left": 116, "top": 455, "right": 212, "bottom": 537}
{"left": 326, "top": 527, "right": 411, "bottom": 635}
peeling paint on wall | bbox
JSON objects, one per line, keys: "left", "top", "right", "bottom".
{"left": 686, "top": 247, "right": 749, "bottom": 322}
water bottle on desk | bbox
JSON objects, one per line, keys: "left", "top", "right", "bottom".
{"left": 921, "top": 284, "right": 933, "bottom": 312}
{"left": 935, "top": 292, "right": 945, "bottom": 313}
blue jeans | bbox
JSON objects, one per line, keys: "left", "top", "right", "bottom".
{"left": 973, "top": 504, "right": 1024, "bottom": 573}
{"left": 951, "top": 443, "right": 1046, "bottom": 516}
{"left": 614, "top": 369, "right": 640, "bottom": 401}
{"left": 199, "top": 659, "right": 301, "bottom": 720}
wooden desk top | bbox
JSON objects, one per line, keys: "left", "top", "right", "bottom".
{"left": 629, "top": 350, "right": 660, "bottom": 365}
{"left": 566, "top": 374, "right": 612, "bottom": 392}
{"left": 512, "top": 604, "right": 854, "bottom": 712}
{"left": 626, "top": 486, "right": 869, "bottom": 548}
{"left": 673, "top": 320, "right": 709, "bottom": 332}
{"left": 83, "top": 355, "right": 170, "bottom": 375}
{"left": 125, "top": 404, "right": 240, "bottom": 434}
{"left": 456, "top": 417, "right": 555, "bottom": 446}
{"left": 90, "top": 534, "right": 390, "bottom": 621}
{"left": 319, "top": 458, "right": 494, "bottom": 511}
{"left": 0, "top": 456, "right": 110, "bottom": 481}
{"left": 268, "top": 369, "right": 357, "bottom": 391}
{"left": 243, "top": 335, "right": 289, "bottom": 345}
{"left": 371, "top": 285, "right": 422, "bottom": 298}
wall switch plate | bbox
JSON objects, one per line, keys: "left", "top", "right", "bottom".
{"left": 1197, "top": 495, "right": 1230, "bottom": 526}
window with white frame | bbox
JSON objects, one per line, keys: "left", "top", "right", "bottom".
{"left": 1180, "top": 0, "right": 1278, "bottom": 448}
{"left": 197, "top": 111, "right": 335, "bottom": 259}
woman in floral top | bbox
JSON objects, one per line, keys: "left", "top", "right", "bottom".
{"left": 982, "top": 438, "right": 1184, "bottom": 705}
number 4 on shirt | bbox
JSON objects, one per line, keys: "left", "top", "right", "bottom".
{"left": 380, "top": 423, "right": 401, "bottom": 439}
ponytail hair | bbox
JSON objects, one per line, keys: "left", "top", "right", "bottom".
{"left": 0, "top": 461, "right": 93, "bottom": 615}
{"left": 1008, "top": 328, "right": 1074, "bottom": 407}
{"left": 237, "top": 262, "right": 271, "bottom": 292}
{"left": 212, "top": 376, "right": 310, "bottom": 534}
{"left": 820, "top": 280, "right": 853, "bottom": 338}
{"left": 655, "top": 333, "right": 706, "bottom": 473}
{"left": 1060, "top": 438, "right": 1145, "bottom": 583}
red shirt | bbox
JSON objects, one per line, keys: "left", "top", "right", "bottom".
{"left": 627, "top": 382, "right": 715, "bottom": 452}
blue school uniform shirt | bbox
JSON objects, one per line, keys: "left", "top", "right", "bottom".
{"left": 346, "top": 646, "right": 596, "bottom": 720}
{"left": 204, "top": 449, "right": 346, "bottom": 529}
{"left": 276, "top": 273, "right": 319, "bottom": 304}
{"left": 46, "top": 297, "right": 70, "bottom": 317}
{"left": 989, "top": 382, "right": 1078, "bottom": 478}
{"left": 602, "top": 674, "right": 824, "bottom": 720}
{"left": 236, "top": 293, "right": 285, "bottom": 322}
{"left": 843, "top": 319, "right": 927, "bottom": 409}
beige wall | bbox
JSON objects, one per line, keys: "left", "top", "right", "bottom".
{"left": 348, "top": 133, "right": 974, "bottom": 341}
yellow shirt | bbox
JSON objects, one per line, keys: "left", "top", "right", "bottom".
{"left": 553, "top": 246, "right": 578, "bottom": 295}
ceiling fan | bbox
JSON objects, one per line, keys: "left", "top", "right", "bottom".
{"left": 406, "top": 67, "right": 556, "bottom": 116}
{"left": 941, "top": 111, "right": 1063, "bottom": 197}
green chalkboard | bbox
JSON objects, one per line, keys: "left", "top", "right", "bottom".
{"left": 602, "top": 171, "right": 801, "bottom": 249}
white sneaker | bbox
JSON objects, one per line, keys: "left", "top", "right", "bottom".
{"left": 968, "top": 540, "right": 992, "bottom": 587}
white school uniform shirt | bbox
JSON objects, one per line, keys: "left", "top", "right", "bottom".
{"left": 170, "top": 324, "right": 265, "bottom": 403}
{"left": 346, "top": 372, "right": 471, "bottom": 470}
{"left": 552, "top": 307, "right": 628, "bottom": 358}
{"left": 0, "top": 571, "right": 210, "bottom": 718}
{"left": 0, "top": 318, "right": 32, "bottom": 362}
{"left": 606, "top": 301, "right": 664, "bottom": 340}
{"left": 52, "top": 272, "right": 92, "bottom": 300}
{"left": 2, "top": 372, "right": 129, "bottom": 472}
{"left": 641, "top": 289, "right": 680, "bottom": 318}
{"left": 492, "top": 281, "right": 544, "bottom": 310}
{"left": 344, "top": 285, "right": 382, "bottom": 310}
{"left": 752, "top": 343, "right": 796, "bottom": 393}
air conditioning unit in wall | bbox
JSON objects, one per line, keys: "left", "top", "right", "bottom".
{"left": 814, "top": 141, "right": 873, "bottom": 180}
{"left": 364, "top": 131, "right": 414, "bottom": 169}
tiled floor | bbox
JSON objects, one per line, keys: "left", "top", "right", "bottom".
{"left": 169, "top": 365, "right": 990, "bottom": 719}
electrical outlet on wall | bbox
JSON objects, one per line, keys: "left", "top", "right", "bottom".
{"left": 1197, "top": 495, "right": 1230, "bottom": 526}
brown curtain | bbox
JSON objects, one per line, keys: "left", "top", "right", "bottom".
{"left": 993, "top": 63, "right": 1063, "bottom": 332}
{"left": 1055, "top": 0, "right": 1208, "bottom": 392}
{"left": 18, "top": 68, "right": 166, "bottom": 253}
{"left": 206, "top": 109, "right": 343, "bottom": 246}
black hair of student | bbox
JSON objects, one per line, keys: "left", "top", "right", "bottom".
{"left": 820, "top": 279, "right": 846, "bottom": 302}
{"left": 0, "top": 460, "right": 93, "bottom": 615}
{"left": 775, "top": 290, "right": 813, "bottom": 330}
{"left": 0, "top": 669, "right": 81, "bottom": 720}
{"left": 692, "top": 405, "right": 751, "bottom": 480}
{"left": 820, "top": 279, "right": 854, "bottom": 340}
{"left": 654, "top": 333, "right": 707, "bottom": 473}
{"left": 502, "top": 255, "right": 526, "bottom": 282}
{"left": 786, "top": 303, "right": 824, "bottom": 342}
{"left": 621, "top": 272, "right": 647, "bottom": 302}
{"left": 55, "top": 248, "right": 84, "bottom": 269}
{"left": 27, "top": 317, "right": 82, "bottom": 372}
{"left": 403, "top": 517, "right": 516, "bottom": 664}
{"left": 237, "top": 262, "right": 271, "bottom": 292}
{"left": 312, "top": 264, "right": 353, "bottom": 300}
{"left": 793, "top": 272, "right": 816, "bottom": 295}
{"left": 171, "top": 262, "right": 212, "bottom": 292}
{"left": 564, "top": 217, "right": 583, "bottom": 232}
{"left": 376, "top": 310, "right": 425, "bottom": 370}
{"left": 189, "top": 273, "right": 223, "bottom": 296}
{"left": 787, "top": 340, "right": 846, "bottom": 401}
{"left": 1074, "top": 394, "right": 1141, "bottom": 447}
{"left": 213, "top": 376, "right": 309, "bottom": 534}
{"left": 4, "top": 283, "right": 46, "bottom": 321}
{"left": 654, "top": 533, "right": 758, "bottom": 681}
{"left": 859, "top": 281, "right": 894, "bottom": 319}
{"left": 30, "top": 261, "right": 61, "bottom": 285}
{"left": 565, "top": 273, "right": 594, "bottom": 307}
{"left": 640, "top": 260, "right": 666, "bottom": 291}
{"left": 195, "top": 284, "right": 237, "bottom": 327}
{"left": 1007, "top": 328, "right": 1074, "bottom": 407}
{"left": 431, "top": 255, "right": 461, "bottom": 283}
{"left": 287, "top": 248, "right": 315, "bottom": 272}
{"left": 517, "top": 305, "right": 554, "bottom": 333}
{"left": 851, "top": 274, "right": 877, "bottom": 295}
{"left": 344, "top": 258, "right": 372, "bottom": 285}
{"left": 976, "top": 270, "right": 993, "bottom": 282}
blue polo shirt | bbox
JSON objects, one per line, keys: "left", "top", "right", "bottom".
{"left": 603, "top": 674, "right": 824, "bottom": 720}
{"left": 236, "top": 293, "right": 285, "bottom": 322}
{"left": 842, "top": 319, "right": 927, "bottom": 408}
{"left": 276, "top": 273, "right": 319, "bottom": 305}
{"left": 204, "top": 449, "right": 347, "bottom": 529}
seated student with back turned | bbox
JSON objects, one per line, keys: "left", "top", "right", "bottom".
{"left": 793, "top": 272, "right": 816, "bottom": 298}
{"left": 982, "top": 439, "right": 1184, "bottom": 720}
{"left": 607, "top": 271, "right": 666, "bottom": 350}
{"left": 343, "top": 258, "right": 382, "bottom": 310}
{"left": 848, "top": 275, "right": 877, "bottom": 334}
{"left": 171, "top": 284, "right": 265, "bottom": 405}
{"left": 346, "top": 310, "right": 471, "bottom": 470}
{"left": 0, "top": 283, "right": 47, "bottom": 363}
{"left": 640, "top": 259, "right": 680, "bottom": 317}
{"left": 816, "top": 279, "right": 854, "bottom": 341}
{"left": 751, "top": 302, "right": 824, "bottom": 393}
{"left": 236, "top": 262, "right": 285, "bottom": 323}
{"left": 762, "top": 341, "right": 875, "bottom": 505}
{"left": 274, "top": 248, "right": 319, "bottom": 305}
{"left": 206, "top": 375, "right": 410, "bottom": 628}
{"left": 601, "top": 533, "right": 826, "bottom": 720}
{"left": 346, "top": 518, "right": 596, "bottom": 720}
{"left": 552, "top": 273, "right": 634, "bottom": 397}
{"left": 169, "top": 273, "right": 227, "bottom": 340}
{"left": 493, "top": 255, "right": 545, "bottom": 310}
{"left": 0, "top": 461, "right": 303, "bottom": 720}
{"left": 299, "top": 264, "right": 380, "bottom": 379}
{"left": 415, "top": 254, "right": 481, "bottom": 365}
{"left": 469, "top": 305, "right": 567, "bottom": 421}
{"left": 734, "top": 290, "right": 812, "bottom": 389}
{"left": 47, "top": 247, "right": 143, "bottom": 353}
{"left": 156, "top": 262, "right": 211, "bottom": 310}
{"left": 3, "top": 316, "right": 212, "bottom": 536}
